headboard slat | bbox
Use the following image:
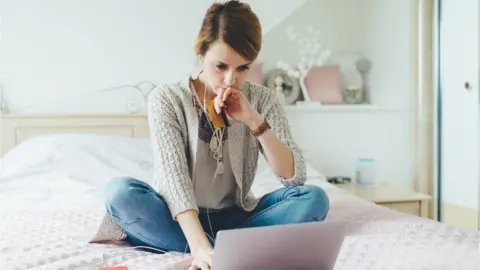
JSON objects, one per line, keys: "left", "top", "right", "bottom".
{"left": 0, "top": 114, "right": 149, "bottom": 156}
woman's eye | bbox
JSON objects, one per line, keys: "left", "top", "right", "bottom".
{"left": 216, "top": 64, "right": 227, "bottom": 70}
{"left": 239, "top": 66, "right": 250, "bottom": 71}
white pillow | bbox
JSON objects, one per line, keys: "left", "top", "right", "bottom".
{"left": 1, "top": 133, "right": 326, "bottom": 192}
{"left": 0, "top": 134, "right": 154, "bottom": 189}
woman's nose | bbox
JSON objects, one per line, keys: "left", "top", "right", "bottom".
{"left": 224, "top": 71, "right": 236, "bottom": 87}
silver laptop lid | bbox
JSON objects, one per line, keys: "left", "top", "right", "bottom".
{"left": 211, "top": 221, "right": 347, "bottom": 270}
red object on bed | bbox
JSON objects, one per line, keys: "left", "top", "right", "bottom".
{"left": 98, "top": 267, "right": 129, "bottom": 270}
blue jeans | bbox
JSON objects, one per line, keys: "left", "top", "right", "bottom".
{"left": 104, "top": 176, "right": 330, "bottom": 253}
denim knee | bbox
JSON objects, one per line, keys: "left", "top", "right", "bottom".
{"left": 299, "top": 185, "right": 330, "bottom": 221}
{"left": 104, "top": 176, "right": 137, "bottom": 209}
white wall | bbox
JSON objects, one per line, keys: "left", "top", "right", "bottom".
{"left": 259, "top": 0, "right": 367, "bottom": 70}
{"left": 0, "top": 0, "right": 418, "bottom": 188}
{"left": 362, "top": 0, "right": 417, "bottom": 108}
{"left": 0, "top": 0, "right": 200, "bottom": 113}
{"left": 287, "top": 108, "right": 415, "bottom": 188}
{"left": 261, "top": 0, "right": 416, "bottom": 109}
{"left": 261, "top": 0, "right": 417, "bottom": 188}
{"left": 0, "top": 0, "right": 307, "bottom": 113}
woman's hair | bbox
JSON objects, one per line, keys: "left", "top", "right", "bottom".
{"left": 194, "top": 0, "right": 262, "bottom": 61}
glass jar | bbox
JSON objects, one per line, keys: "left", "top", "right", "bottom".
{"left": 355, "top": 158, "right": 377, "bottom": 187}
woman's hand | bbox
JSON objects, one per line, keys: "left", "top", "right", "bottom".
{"left": 213, "top": 87, "right": 261, "bottom": 129}
{"left": 189, "top": 245, "right": 214, "bottom": 270}
{"left": 176, "top": 210, "right": 214, "bottom": 270}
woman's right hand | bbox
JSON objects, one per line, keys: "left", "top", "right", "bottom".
{"left": 189, "top": 245, "right": 214, "bottom": 270}
{"left": 176, "top": 210, "right": 214, "bottom": 270}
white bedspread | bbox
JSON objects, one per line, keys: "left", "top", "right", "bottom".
{"left": 0, "top": 134, "right": 478, "bottom": 270}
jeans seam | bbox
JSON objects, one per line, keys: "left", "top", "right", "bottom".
{"left": 111, "top": 213, "right": 139, "bottom": 226}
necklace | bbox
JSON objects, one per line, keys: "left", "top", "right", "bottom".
{"left": 189, "top": 76, "right": 225, "bottom": 175}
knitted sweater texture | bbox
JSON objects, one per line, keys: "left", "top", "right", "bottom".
{"left": 88, "top": 77, "right": 306, "bottom": 243}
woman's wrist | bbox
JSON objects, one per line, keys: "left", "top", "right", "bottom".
{"left": 190, "top": 237, "right": 212, "bottom": 254}
{"left": 245, "top": 112, "right": 264, "bottom": 131}
{"left": 176, "top": 210, "right": 212, "bottom": 253}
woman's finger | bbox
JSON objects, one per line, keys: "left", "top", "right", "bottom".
{"left": 216, "top": 88, "right": 226, "bottom": 107}
{"left": 214, "top": 97, "right": 222, "bottom": 114}
{"left": 223, "top": 87, "right": 233, "bottom": 102}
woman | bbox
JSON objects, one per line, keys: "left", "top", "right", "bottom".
{"left": 101, "top": 1, "right": 330, "bottom": 269}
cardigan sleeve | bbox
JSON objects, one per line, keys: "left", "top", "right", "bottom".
{"left": 147, "top": 87, "right": 199, "bottom": 219}
{"left": 255, "top": 85, "right": 307, "bottom": 187}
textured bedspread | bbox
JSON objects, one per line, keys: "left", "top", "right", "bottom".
{"left": 325, "top": 189, "right": 479, "bottom": 270}
{"left": 0, "top": 172, "right": 478, "bottom": 270}
{"left": 0, "top": 133, "right": 478, "bottom": 269}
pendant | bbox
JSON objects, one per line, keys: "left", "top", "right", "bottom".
{"left": 216, "top": 160, "right": 224, "bottom": 175}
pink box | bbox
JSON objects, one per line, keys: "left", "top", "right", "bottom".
{"left": 302, "top": 65, "right": 344, "bottom": 104}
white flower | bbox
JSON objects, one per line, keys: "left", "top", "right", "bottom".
{"left": 279, "top": 26, "right": 332, "bottom": 78}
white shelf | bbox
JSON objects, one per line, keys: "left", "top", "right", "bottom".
{"left": 283, "top": 103, "right": 409, "bottom": 113}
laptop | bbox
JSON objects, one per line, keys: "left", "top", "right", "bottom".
{"left": 210, "top": 221, "right": 347, "bottom": 270}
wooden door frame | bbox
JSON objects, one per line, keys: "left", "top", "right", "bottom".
{"left": 413, "top": 0, "right": 437, "bottom": 220}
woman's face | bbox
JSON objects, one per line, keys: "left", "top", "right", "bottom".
{"left": 201, "top": 40, "right": 253, "bottom": 95}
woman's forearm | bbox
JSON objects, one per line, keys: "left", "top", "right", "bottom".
{"left": 245, "top": 114, "right": 295, "bottom": 179}
{"left": 176, "top": 210, "right": 212, "bottom": 252}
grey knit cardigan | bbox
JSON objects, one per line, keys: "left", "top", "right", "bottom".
{"left": 88, "top": 77, "right": 306, "bottom": 243}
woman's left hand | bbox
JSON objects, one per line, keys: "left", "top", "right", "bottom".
{"left": 214, "top": 87, "right": 260, "bottom": 127}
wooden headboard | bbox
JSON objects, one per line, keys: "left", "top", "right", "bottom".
{"left": 0, "top": 113, "right": 150, "bottom": 156}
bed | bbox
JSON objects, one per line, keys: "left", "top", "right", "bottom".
{"left": 0, "top": 114, "right": 478, "bottom": 270}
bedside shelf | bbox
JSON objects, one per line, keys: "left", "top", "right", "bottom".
{"left": 336, "top": 183, "right": 432, "bottom": 218}
{"left": 283, "top": 103, "right": 409, "bottom": 113}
